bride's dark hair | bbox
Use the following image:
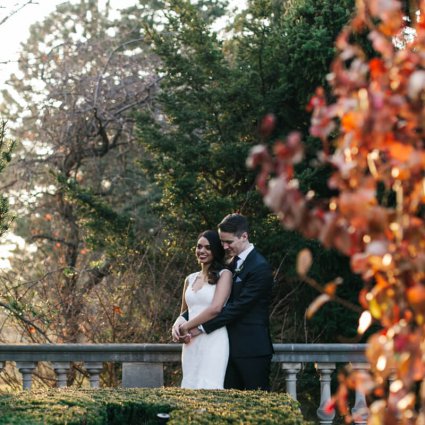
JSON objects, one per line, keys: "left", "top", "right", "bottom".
{"left": 198, "top": 230, "right": 225, "bottom": 285}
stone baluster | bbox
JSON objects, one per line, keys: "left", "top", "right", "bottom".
{"left": 351, "top": 363, "right": 369, "bottom": 424}
{"left": 85, "top": 362, "right": 103, "bottom": 388}
{"left": 52, "top": 362, "right": 71, "bottom": 388}
{"left": 316, "top": 362, "right": 336, "bottom": 425}
{"left": 16, "top": 361, "right": 37, "bottom": 390}
{"left": 281, "top": 362, "right": 302, "bottom": 400}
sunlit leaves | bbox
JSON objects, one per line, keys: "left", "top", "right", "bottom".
{"left": 249, "top": 0, "right": 425, "bottom": 420}
{"left": 387, "top": 142, "right": 414, "bottom": 163}
{"left": 406, "top": 284, "right": 425, "bottom": 320}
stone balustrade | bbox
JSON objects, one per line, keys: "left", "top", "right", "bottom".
{"left": 0, "top": 343, "right": 368, "bottom": 424}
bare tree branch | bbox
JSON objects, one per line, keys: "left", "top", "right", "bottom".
{"left": 93, "top": 37, "right": 146, "bottom": 107}
{"left": 0, "top": 0, "right": 37, "bottom": 27}
{"left": 0, "top": 300, "right": 51, "bottom": 342}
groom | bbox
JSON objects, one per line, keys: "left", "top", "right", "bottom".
{"left": 182, "top": 213, "right": 274, "bottom": 390}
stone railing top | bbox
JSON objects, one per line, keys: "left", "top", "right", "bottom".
{"left": 0, "top": 343, "right": 182, "bottom": 362}
{"left": 0, "top": 343, "right": 368, "bottom": 364}
{"left": 272, "top": 343, "right": 368, "bottom": 363}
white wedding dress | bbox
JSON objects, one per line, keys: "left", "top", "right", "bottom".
{"left": 181, "top": 271, "right": 229, "bottom": 389}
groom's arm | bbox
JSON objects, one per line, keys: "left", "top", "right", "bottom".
{"left": 202, "top": 262, "right": 273, "bottom": 334}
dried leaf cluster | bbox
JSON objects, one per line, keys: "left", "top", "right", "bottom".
{"left": 249, "top": 0, "right": 425, "bottom": 422}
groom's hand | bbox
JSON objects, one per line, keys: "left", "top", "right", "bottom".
{"left": 179, "top": 334, "right": 192, "bottom": 344}
{"left": 188, "top": 327, "right": 201, "bottom": 338}
{"left": 178, "top": 322, "right": 191, "bottom": 343}
{"left": 179, "top": 327, "right": 201, "bottom": 344}
{"left": 177, "top": 324, "right": 201, "bottom": 344}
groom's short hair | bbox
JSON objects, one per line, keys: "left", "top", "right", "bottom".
{"left": 218, "top": 213, "right": 249, "bottom": 236}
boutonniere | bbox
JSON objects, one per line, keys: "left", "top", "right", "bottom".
{"left": 233, "top": 264, "right": 244, "bottom": 277}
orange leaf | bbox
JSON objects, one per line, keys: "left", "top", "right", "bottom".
{"left": 324, "top": 278, "right": 342, "bottom": 296}
{"left": 375, "top": 273, "right": 389, "bottom": 289}
{"left": 407, "top": 285, "right": 425, "bottom": 312}
{"left": 324, "top": 282, "right": 337, "bottom": 296}
{"left": 358, "top": 288, "right": 369, "bottom": 309}
{"left": 341, "top": 111, "right": 361, "bottom": 131}
{"left": 388, "top": 142, "right": 413, "bottom": 162}
{"left": 273, "top": 141, "right": 289, "bottom": 159}
{"left": 113, "top": 305, "right": 123, "bottom": 315}
{"left": 369, "top": 58, "right": 386, "bottom": 79}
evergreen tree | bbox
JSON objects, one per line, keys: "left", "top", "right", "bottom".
{"left": 138, "top": 0, "right": 359, "bottom": 343}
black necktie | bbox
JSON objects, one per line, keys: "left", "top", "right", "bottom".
{"left": 230, "top": 256, "right": 239, "bottom": 272}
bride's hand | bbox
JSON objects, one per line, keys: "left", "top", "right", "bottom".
{"left": 178, "top": 323, "right": 193, "bottom": 344}
{"left": 171, "top": 316, "right": 187, "bottom": 342}
{"left": 180, "top": 327, "right": 201, "bottom": 343}
{"left": 179, "top": 322, "right": 189, "bottom": 335}
{"left": 180, "top": 333, "right": 192, "bottom": 344}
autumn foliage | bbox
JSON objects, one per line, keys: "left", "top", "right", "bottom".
{"left": 249, "top": 0, "right": 425, "bottom": 422}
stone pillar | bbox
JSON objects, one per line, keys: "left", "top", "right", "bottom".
{"left": 122, "top": 362, "right": 164, "bottom": 388}
{"left": 316, "top": 362, "right": 336, "bottom": 425}
{"left": 281, "top": 362, "right": 302, "bottom": 400}
{"left": 351, "top": 363, "right": 369, "bottom": 425}
{"left": 52, "top": 362, "right": 71, "bottom": 388}
{"left": 85, "top": 362, "right": 103, "bottom": 388}
{"left": 16, "top": 361, "right": 37, "bottom": 390}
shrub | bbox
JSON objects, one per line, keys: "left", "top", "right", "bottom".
{"left": 0, "top": 387, "right": 309, "bottom": 424}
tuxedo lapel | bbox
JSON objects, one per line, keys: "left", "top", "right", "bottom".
{"left": 232, "top": 249, "right": 257, "bottom": 287}
{"left": 235, "top": 249, "right": 256, "bottom": 278}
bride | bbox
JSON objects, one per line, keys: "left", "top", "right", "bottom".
{"left": 172, "top": 230, "right": 232, "bottom": 389}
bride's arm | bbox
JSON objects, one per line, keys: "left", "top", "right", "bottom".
{"left": 179, "top": 276, "right": 189, "bottom": 314}
{"left": 180, "top": 270, "right": 232, "bottom": 332}
{"left": 172, "top": 277, "right": 189, "bottom": 341}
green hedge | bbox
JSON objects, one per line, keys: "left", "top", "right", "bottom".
{"left": 0, "top": 387, "right": 309, "bottom": 424}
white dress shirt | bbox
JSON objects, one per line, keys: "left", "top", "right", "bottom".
{"left": 234, "top": 243, "right": 254, "bottom": 269}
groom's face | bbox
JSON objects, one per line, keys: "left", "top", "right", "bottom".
{"left": 219, "top": 231, "right": 248, "bottom": 257}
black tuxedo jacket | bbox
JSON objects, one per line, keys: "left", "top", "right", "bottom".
{"left": 203, "top": 248, "right": 274, "bottom": 358}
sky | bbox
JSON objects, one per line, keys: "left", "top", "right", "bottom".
{"left": 0, "top": 0, "right": 136, "bottom": 87}
{"left": 0, "top": 0, "right": 245, "bottom": 88}
{"left": 0, "top": 0, "right": 136, "bottom": 266}
{"left": 0, "top": 0, "right": 245, "bottom": 266}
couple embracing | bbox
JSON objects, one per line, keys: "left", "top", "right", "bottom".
{"left": 172, "top": 213, "right": 274, "bottom": 391}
